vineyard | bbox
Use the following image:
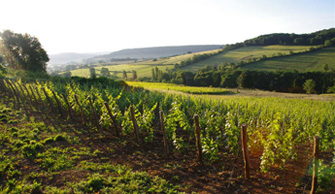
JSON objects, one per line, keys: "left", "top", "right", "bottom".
{"left": 0, "top": 76, "right": 335, "bottom": 193}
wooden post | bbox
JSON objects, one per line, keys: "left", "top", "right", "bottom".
{"left": 194, "top": 114, "right": 203, "bottom": 164}
{"left": 241, "top": 124, "right": 250, "bottom": 179}
{"left": 310, "top": 136, "right": 319, "bottom": 194}
{"left": 0, "top": 79, "right": 8, "bottom": 103}
{"left": 22, "top": 84, "right": 34, "bottom": 105}
{"left": 130, "top": 105, "right": 140, "bottom": 144}
{"left": 42, "top": 87, "right": 55, "bottom": 111}
{"left": 74, "top": 94, "right": 85, "bottom": 125}
{"left": 17, "top": 83, "right": 30, "bottom": 113}
{"left": 104, "top": 102, "right": 120, "bottom": 137}
{"left": 0, "top": 79, "right": 6, "bottom": 94}
{"left": 24, "top": 84, "right": 45, "bottom": 121}
{"left": 0, "top": 79, "right": 5, "bottom": 103}
{"left": 51, "top": 90, "right": 64, "bottom": 118}
{"left": 14, "top": 82, "right": 31, "bottom": 114}
{"left": 7, "top": 80, "right": 20, "bottom": 107}
{"left": 61, "top": 94, "right": 73, "bottom": 120}
{"left": 29, "top": 85, "right": 38, "bottom": 104}
{"left": 88, "top": 96, "right": 100, "bottom": 130}
{"left": 1, "top": 79, "right": 11, "bottom": 105}
{"left": 35, "top": 86, "right": 46, "bottom": 109}
{"left": 159, "top": 111, "right": 169, "bottom": 155}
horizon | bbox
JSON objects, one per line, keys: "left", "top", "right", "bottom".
{"left": 1, "top": 0, "right": 334, "bottom": 55}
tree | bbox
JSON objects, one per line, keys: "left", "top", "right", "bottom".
{"left": 0, "top": 30, "right": 49, "bottom": 72}
{"left": 303, "top": 79, "right": 316, "bottom": 94}
{"left": 63, "top": 71, "right": 72, "bottom": 78}
{"left": 324, "top": 38, "right": 335, "bottom": 47}
{"left": 324, "top": 64, "right": 329, "bottom": 72}
{"left": 123, "top": 70, "right": 127, "bottom": 81}
{"left": 90, "top": 68, "right": 96, "bottom": 79}
{"left": 132, "top": 70, "right": 137, "bottom": 81}
{"left": 327, "top": 82, "right": 335, "bottom": 93}
{"left": 100, "top": 68, "right": 110, "bottom": 77}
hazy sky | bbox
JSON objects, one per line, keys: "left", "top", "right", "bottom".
{"left": 1, "top": 0, "right": 334, "bottom": 54}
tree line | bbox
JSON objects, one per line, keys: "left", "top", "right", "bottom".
{"left": 146, "top": 65, "right": 335, "bottom": 94}
{"left": 243, "top": 28, "right": 335, "bottom": 46}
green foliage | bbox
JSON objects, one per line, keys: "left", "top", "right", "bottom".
{"left": 73, "top": 171, "right": 182, "bottom": 194}
{"left": 89, "top": 67, "right": 96, "bottom": 79}
{"left": 132, "top": 70, "right": 137, "bottom": 80}
{"left": 1, "top": 72, "right": 335, "bottom": 192}
{"left": 244, "top": 28, "right": 335, "bottom": 46}
{"left": 100, "top": 67, "right": 110, "bottom": 77}
{"left": 303, "top": 79, "right": 316, "bottom": 94}
{"left": 0, "top": 30, "right": 49, "bottom": 72}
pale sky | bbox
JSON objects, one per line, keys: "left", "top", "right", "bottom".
{"left": 0, "top": 0, "right": 334, "bottom": 54}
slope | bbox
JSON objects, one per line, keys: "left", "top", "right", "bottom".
{"left": 70, "top": 49, "right": 222, "bottom": 79}
{"left": 86, "top": 45, "right": 224, "bottom": 63}
{"left": 180, "top": 45, "right": 312, "bottom": 72}
{"left": 242, "top": 47, "right": 335, "bottom": 72}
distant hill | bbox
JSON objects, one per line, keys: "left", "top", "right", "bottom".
{"left": 85, "top": 45, "right": 224, "bottom": 63}
{"left": 243, "top": 28, "right": 335, "bottom": 46}
{"left": 49, "top": 52, "right": 109, "bottom": 66}
{"left": 64, "top": 28, "right": 335, "bottom": 79}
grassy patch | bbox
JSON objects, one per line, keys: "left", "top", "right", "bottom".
{"left": 0, "top": 102, "right": 184, "bottom": 193}
{"left": 127, "top": 81, "right": 234, "bottom": 95}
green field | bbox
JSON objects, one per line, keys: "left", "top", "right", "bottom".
{"left": 69, "top": 45, "right": 332, "bottom": 78}
{"left": 127, "top": 81, "right": 233, "bottom": 95}
{"left": 70, "top": 49, "right": 221, "bottom": 79}
{"left": 242, "top": 47, "right": 335, "bottom": 72}
{"left": 1, "top": 74, "right": 335, "bottom": 193}
{"left": 181, "top": 45, "right": 312, "bottom": 72}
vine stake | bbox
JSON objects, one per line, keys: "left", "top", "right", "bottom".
{"left": 241, "top": 124, "right": 250, "bottom": 179}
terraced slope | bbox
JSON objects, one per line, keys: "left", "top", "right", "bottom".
{"left": 242, "top": 47, "right": 335, "bottom": 72}
{"left": 181, "top": 45, "right": 312, "bottom": 72}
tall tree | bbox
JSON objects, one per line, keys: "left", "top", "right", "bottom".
{"left": 90, "top": 68, "right": 96, "bottom": 79}
{"left": 100, "top": 68, "right": 110, "bottom": 77}
{"left": 303, "top": 79, "right": 316, "bottom": 94}
{"left": 123, "top": 70, "right": 127, "bottom": 81}
{"left": 0, "top": 30, "right": 49, "bottom": 72}
{"left": 132, "top": 70, "right": 137, "bottom": 81}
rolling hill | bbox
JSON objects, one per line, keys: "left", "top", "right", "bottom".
{"left": 68, "top": 45, "right": 335, "bottom": 79}
{"left": 180, "top": 45, "right": 312, "bottom": 72}
{"left": 69, "top": 49, "right": 222, "bottom": 79}
{"left": 49, "top": 52, "right": 109, "bottom": 66}
{"left": 242, "top": 47, "right": 335, "bottom": 72}
{"left": 85, "top": 45, "right": 224, "bottom": 63}
{"left": 64, "top": 28, "right": 335, "bottom": 79}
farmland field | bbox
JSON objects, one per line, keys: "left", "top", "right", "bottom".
{"left": 127, "top": 81, "right": 233, "bottom": 95}
{"left": 68, "top": 45, "right": 330, "bottom": 79}
{"left": 127, "top": 81, "right": 335, "bottom": 101}
{"left": 1, "top": 76, "right": 334, "bottom": 193}
{"left": 181, "top": 45, "right": 313, "bottom": 72}
{"left": 242, "top": 47, "right": 335, "bottom": 72}
{"left": 70, "top": 49, "right": 221, "bottom": 79}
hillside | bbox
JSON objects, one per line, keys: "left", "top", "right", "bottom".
{"left": 69, "top": 49, "right": 222, "bottom": 79}
{"left": 242, "top": 47, "right": 335, "bottom": 72}
{"left": 65, "top": 28, "right": 335, "bottom": 79}
{"left": 49, "top": 52, "right": 108, "bottom": 66}
{"left": 181, "top": 45, "right": 312, "bottom": 72}
{"left": 85, "top": 45, "right": 224, "bottom": 63}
